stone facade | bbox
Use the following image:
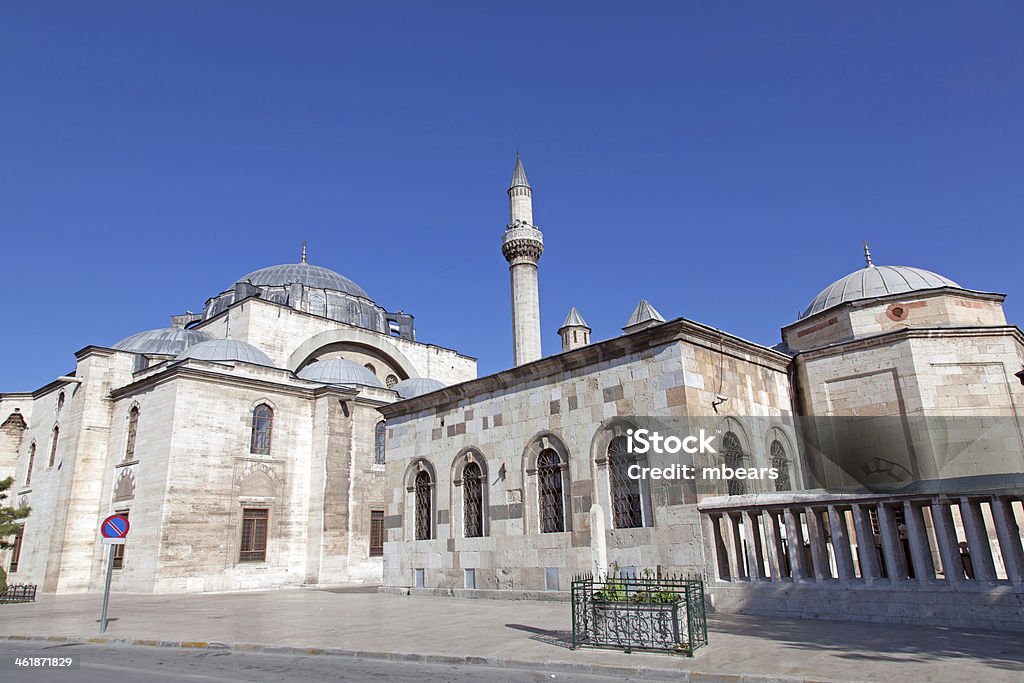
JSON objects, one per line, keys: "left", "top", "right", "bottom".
{"left": 379, "top": 320, "right": 796, "bottom": 593}
{"left": 0, "top": 257, "right": 476, "bottom": 594}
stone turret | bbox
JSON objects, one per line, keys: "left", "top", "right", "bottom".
{"left": 501, "top": 153, "right": 544, "bottom": 366}
{"left": 558, "top": 307, "right": 591, "bottom": 352}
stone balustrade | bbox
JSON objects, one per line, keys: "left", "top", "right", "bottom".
{"left": 697, "top": 474, "right": 1024, "bottom": 631}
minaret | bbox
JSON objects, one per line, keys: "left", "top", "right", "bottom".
{"left": 501, "top": 153, "right": 544, "bottom": 366}
{"left": 558, "top": 307, "right": 591, "bottom": 352}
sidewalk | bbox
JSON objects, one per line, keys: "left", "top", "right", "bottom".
{"left": 0, "top": 588, "right": 1021, "bottom": 682}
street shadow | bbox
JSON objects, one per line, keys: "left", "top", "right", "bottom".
{"left": 709, "top": 612, "right": 1024, "bottom": 673}
{"left": 505, "top": 623, "right": 574, "bottom": 650}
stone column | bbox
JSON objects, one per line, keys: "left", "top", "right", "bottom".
{"left": 852, "top": 504, "right": 882, "bottom": 582}
{"left": 959, "top": 497, "right": 996, "bottom": 581}
{"left": 877, "top": 504, "right": 909, "bottom": 582}
{"left": 990, "top": 496, "right": 1024, "bottom": 585}
{"left": 902, "top": 501, "right": 937, "bottom": 583}
{"left": 827, "top": 506, "right": 857, "bottom": 581}
{"left": 804, "top": 506, "right": 831, "bottom": 581}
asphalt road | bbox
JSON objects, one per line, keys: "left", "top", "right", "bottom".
{"left": 0, "top": 641, "right": 628, "bottom": 682}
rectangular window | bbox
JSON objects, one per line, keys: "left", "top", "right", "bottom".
{"left": 464, "top": 568, "right": 476, "bottom": 589}
{"left": 414, "top": 568, "right": 425, "bottom": 588}
{"left": 9, "top": 527, "right": 24, "bottom": 573}
{"left": 240, "top": 508, "right": 269, "bottom": 562}
{"left": 112, "top": 511, "right": 128, "bottom": 570}
{"left": 369, "top": 510, "right": 385, "bottom": 557}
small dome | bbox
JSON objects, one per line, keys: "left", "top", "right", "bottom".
{"left": 297, "top": 359, "right": 384, "bottom": 387}
{"left": 392, "top": 377, "right": 446, "bottom": 399}
{"left": 176, "top": 339, "right": 275, "bottom": 367}
{"left": 238, "top": 263, "right": 370, "bottom": 300}
{"left": 114, "top": 328, "right": 214, "bottom": 356}
{"left": 801, "top": 265, "right": 959, "bottom": 319}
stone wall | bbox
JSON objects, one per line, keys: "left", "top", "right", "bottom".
{"left": 380, "top": 321, "right": 794, "bottom": 594}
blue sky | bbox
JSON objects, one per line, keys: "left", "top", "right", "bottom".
{"left": 2, "top": 2, "right": 1022, "bottom": 390}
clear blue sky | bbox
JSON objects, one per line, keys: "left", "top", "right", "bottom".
{"left": 2, "top": 3, "right": 1022, "bottom": 390}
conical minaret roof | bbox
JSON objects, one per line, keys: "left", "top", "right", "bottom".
{"left": 624, "top": 300, "right": 666, "bottom": 330}
{"left": 509, "top": 152, "right": 531, "bottom": 190}
{"left": 558, "top": 307, "right": 590, "bottom": 332}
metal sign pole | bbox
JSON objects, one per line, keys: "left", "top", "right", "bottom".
{"left": 100, "top": 543, "right": 115, "bottom": 634}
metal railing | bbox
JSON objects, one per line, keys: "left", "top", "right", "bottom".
{"left": 570, "top": 572, "right": 708, "bottom": 655}
{"left": 0, "top": 584, "right": 38, "bottom": 603}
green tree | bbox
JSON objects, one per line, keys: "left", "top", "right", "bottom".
{"left": 0, "top": 476, "right": 30, "bottom": 590}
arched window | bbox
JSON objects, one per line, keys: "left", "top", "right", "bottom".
{"left": 538, "top": 449, "right": 565, "bottom": 533}
{"left": 57, "top": 391, "right": 65, "bottom": 412}
{"left": 463, "top": 462, "right": 484, "bottom": 537}
{"left": 374, "top": 421, "right": 387, "bottom": 465}
{"left": 770, "top": 439, "right": 792, "bottom": 492}
{"left": 25, "top": 442, "right": 35, "bottom": 486}
{"left": 364, "top": 363, "right": 377, "bottom": 376}
{"left": 347, "top": 302, "right": 359, "bottom": 325}
{"left": 415, "top": 470, "right": 433, "bottom": 540}
{"left": 48, "top": 426, "right": 59, "bottom": 467}
{"left": 608, "top": 435, "right": 642, "bottom": 528}
{"left": 385, "top": 374, "right": 399, "bottom": 388}
{"left": 250, "top": 404, "right": 273, "bottom": 455}
{"left": 124, "top": 406, "right": 140, "bottom": 461}
{"left": 722, "top": 431, "right": 747, "bottom": 495}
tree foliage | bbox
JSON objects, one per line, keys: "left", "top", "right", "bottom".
{"left": 0, "top": 476, "right": 30, "bottom": 550}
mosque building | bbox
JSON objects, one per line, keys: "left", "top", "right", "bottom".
{"left": 1, "top": 157, "right": 1021, "bottom": 630}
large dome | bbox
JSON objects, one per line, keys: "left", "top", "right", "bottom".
{"left": 114, "top": 327, "right": 214, "bottom": 355}
{"left": 801, "top": 265, "right": 959, "bottom": 319}
{"left": 297, "top": 359, "right": 384, "bottom": 387}
{"left": 238, "top": 263, "right": 370, "bottom": 300}
{"left": 176, "top": 339, "right": 275, "bottom": 367}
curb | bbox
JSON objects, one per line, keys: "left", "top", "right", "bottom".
{"left": 1, "top": 634, "right": 841, "bottom": 682}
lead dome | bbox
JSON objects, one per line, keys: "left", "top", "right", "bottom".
{"left": 800, "top": 265, "right": 960, "bottom": 319}
{"left": 176, "top": 339, "right": 275, "bottom": 367}
{"left": 297, "top": 359, "right": 384, "bottom": 387}
{"left": 114, "top": 327, "right": 214, "bottom": 355}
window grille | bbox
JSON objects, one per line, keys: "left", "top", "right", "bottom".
{"left": 770, "top": 439, "right": 791, "bottom": 491}
{"left": 240, "top": 508, "right": 269, "bottom": 562}
{"left": 112, "top": 511, "right": 128, "bottom": 570}
{"left": 125, "top": 407, "right": 140, "bottom": 461}
{"left": 374, "top": 422, "right": 387, "bottom": 465}
{"left": 385, "top": 374, "right": 399, "bottom": 388}
{"left": 250, "top": 404, "right": 273, "bottom": 455}
{"left": 369, "top": 510, "right": 385, "bottom": 556}
{"left": 608, "top": 436, "right": 642, "bottom": 528}
{"left": 538, "top": 449, "right": 565, "bottom": 533}
{"left": 722, "top": 431, "right": 747, "bottom": 495}
{"left": 415, "top": 471, "right": 432, "bottom": 540}
{"left": 463, "top": 462, "right": 484, "bottom": 537}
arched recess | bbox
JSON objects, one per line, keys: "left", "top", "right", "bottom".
{"left": 239, "top": 469, "right": 277, "bottom": 498}
{"left": 403, "top": 458, "right": 437, "bottom": 541}
{"left": 522, "top": 432, "right": 572, "bottom": 534}
{"left": 451, "top": 447, "right": 488, "bottom": 538}
{"left": 860, "top": 457, "right": 914, "bottom": 485}
{"left": 717, "top": 416, "right": 751, "bottom": 496}
{"left": 766, "top": 425, "right": 799, "bottom": 492}
{"left": 590, "top": 418, "right": 654, "bottom": 529}
{"left": 285, "top": 328, "right": 420, "bottom": 378}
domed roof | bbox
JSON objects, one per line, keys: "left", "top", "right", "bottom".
{"left": 114, "top": 327, "right": 214, "bottom": 356}
{"left": 297, "top": 359, "right": 384, "bottom": 387}
{"left": 392, "top": 377, "right": 446, "bottom": 399}
{"left": 237, "top": 262, "right": 370, "bottom": 300}
{"left": 176, "top": 339, "right": 275, "bottom": 367}
{"left": 801, "top": 265, "right": 959, "bottom": 319}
